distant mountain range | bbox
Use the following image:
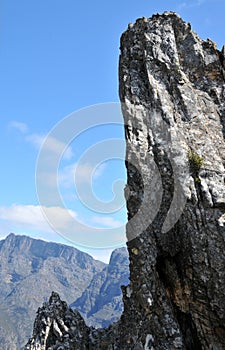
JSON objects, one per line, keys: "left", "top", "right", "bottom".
{"left": 71, "top": 246, "right": 129, "bottom": 328}
{"left": 0, "top": 233, "right": 129, "bottom": 349}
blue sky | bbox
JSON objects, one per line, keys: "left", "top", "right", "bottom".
{"left": 0, "top": 0, "right": 225, "bottom": 262}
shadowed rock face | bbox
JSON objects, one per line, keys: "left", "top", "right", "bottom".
{"left": 25, "top": 12, "right": 225, "bottom": 349}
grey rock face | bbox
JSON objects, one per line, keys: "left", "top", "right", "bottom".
{"left": 25, "top": 12, "right": 225, "bottom": 349}
{"left": 119, "top": 11, "right": 225, "bottom": 349}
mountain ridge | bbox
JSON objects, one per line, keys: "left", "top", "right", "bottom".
{"left": 0, "top": 233, "right": 129, "bottom": 349}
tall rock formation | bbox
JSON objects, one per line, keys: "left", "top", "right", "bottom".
{"left": 25, "top": 12, "right": 225, "bottom": 349}
{"left": 119, "top": 11, "right": 225, "bottom": 349}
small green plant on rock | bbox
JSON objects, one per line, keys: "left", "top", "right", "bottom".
{"left": 174, "top": 64, "right": 180, "bottom": 72}
{"left": 188, "top": 149, "right": 204, "bottom": 181}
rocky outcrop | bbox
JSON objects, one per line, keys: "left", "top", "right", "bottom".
{"left": 119, "top": 11, "right": 225, "bottom": 349}
{"left": 25, "top": 12, "right": 225, "bottom": 349}
{"left": 25, "top": 292, "right": 90, "bottom": 350}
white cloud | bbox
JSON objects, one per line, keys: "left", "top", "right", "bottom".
{"left": 26, "top": 133, "right": 74, "bottom": 160}
{"left": 93, "top": 163, "right": 107, "bottom": 178}
{"left": 91, "top": 216, "right": 123, "bottom": 228}
{"left": 0, "top": 204, "right": 77, "bottom": 233}
{"left": 0, "top": 204, "right": 126, "bottom": 261}
{"left": 0, "top": 204, "right": 124, "bottom": 234}
{"left": 59, "top": 162, "right": 91, "bottom": 188}
{"left": 177, "top": 0, "right": 206, "bottom": 10}
{"left": 8, "top": 120, "right": 73, "bottom": 161}
{"left": 59, "top": 162, "right": 107, "bottom": 188}
{"left": 25, "top": 133, "right": 45, "bottom": 149}
{"left": 9, "top": 121, "right": 28, "bottom": 133}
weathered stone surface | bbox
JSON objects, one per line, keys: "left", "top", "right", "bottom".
{"left": 25, "top": 12, "right": 225, "bottom": 349}
{"left": 119, "top": 11, "right": 225, "bottom": 349}
{"left": 25, "top": 292, "right": 90, "bottom": 350}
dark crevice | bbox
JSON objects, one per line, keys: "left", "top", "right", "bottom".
{"left": 218, "top": 49, "right": 225, "bottom": 69}
{"left": 219, "top": 110, "right": 225, "bottom": 143}
{"left": 156, "top": 255, "right": 202, "bottom": 350}
{"left": 46, "top": 322, "right": 59, "bottom": 348}
{"left": 156, "top": 253, "right": 184, "bottom": 286}
{"left": 150, "top": 144, "right": 175, "bottom": 232}
{"left": 175, "top": 309, "right": 202, "bottom": 350}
